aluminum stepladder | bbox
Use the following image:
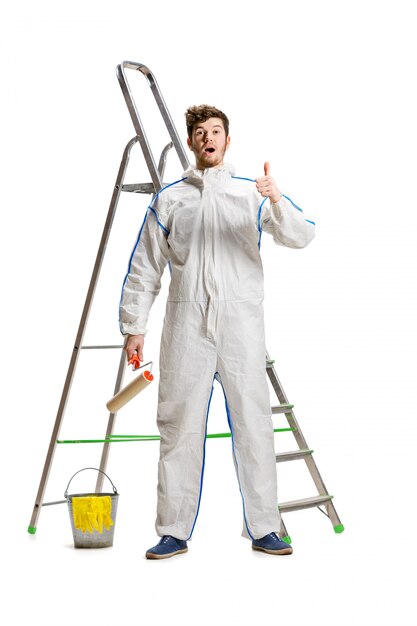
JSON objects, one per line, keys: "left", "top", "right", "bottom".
{"left": 28, "top": 61, "right": 344, "bottom": 542}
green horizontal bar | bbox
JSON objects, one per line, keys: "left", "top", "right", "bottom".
{"left": 274, "top": 428, "right": 295, "bottom": 433}
{"left": 109, "top": 434, "right": 157, "bottom": 439}
{"left": 110, "top": 428, "right": 295, "bottom": 438}
{"left": 107, "top": 434, "right": 158, "bottom": 439}
{"left": 57, "top": 439, "right": 105, "bottom": 444}
{"left": 57, "top": 427, "right": 295, "bottom": 445}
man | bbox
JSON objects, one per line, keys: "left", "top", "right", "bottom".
{"left": 120, "top": 105, "right": 315, "bottom": 559}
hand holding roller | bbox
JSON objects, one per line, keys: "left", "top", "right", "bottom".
{"left": 106, "top": 359, "right": 154, "bottom": 413}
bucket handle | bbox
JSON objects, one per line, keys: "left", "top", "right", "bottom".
{"left": 64, "top": 467, "right": 118, "bottom": 498}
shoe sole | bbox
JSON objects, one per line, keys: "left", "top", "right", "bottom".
{"left": 252, "top": 545, "right": 293, "bottom": 555}
{"left": 145, "top": 548, "right": 188, "bottom": 560}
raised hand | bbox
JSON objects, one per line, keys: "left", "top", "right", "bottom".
{"left": 255, "top": 161, "right": 282, "bottom": 203}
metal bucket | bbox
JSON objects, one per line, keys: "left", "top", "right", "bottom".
{"left": 65, "top": 468, "right": 119, "bottom": 549}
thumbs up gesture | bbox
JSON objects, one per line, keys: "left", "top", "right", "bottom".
{"left": 256, "top": 161, "right": 282, "bottom": 203}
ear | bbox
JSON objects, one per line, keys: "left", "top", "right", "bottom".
{"left": 187, "top": 137, "right": 192, "bottom": 151}
{"left": 226, "top": 136, "right": 231, "bottom": 150}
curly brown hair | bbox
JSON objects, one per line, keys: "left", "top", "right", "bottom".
{"left": 185, "top": 104, "right": 229, "bottom": 140}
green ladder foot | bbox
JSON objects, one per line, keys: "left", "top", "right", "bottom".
{"left": 27, "top": 525, "right": 37, "bottom": 535}
{"left": 333, "top": 523, "right": 345, "bottom": 534}
{"left": 281, "top": 535, "right": 292, "bottom": 544}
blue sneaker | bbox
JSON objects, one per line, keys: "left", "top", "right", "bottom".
{"left": 145, "top": 535, "right": 188, "bottom": 560}
{"left": 252, "top": 532, "right": 293, "bottom": 555}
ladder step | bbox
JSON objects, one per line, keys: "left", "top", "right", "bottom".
{"left": 266, "top": 358, "right": 275, "bottom": 368}
{"left": 272, "top": 404, "right": 294, "bottom": 414}
{"left": 81, "top": 345, "right": 124, "bottom": 350}
{"left": 121, "top": 182, "right": 168, "bottom": 194}
{"left": 276, "top": 449, "right": 313, "bottom": 463}
{"left": 279, "top": 495, "right": 333, "bottom": 513}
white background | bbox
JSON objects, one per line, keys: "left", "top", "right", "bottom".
{"left": 1, "top": 1, "right": 416, "bottom": 625}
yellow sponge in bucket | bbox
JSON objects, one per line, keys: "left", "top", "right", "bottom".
{"left": 72, "top": 496, "right": 114, "bottom": 534}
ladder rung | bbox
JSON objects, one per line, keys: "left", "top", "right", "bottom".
{"left": 279, "top": 495, "right": 333, "bottom": 513}
{"left": 276, "top": 449, "right": 313, "bottom": 463}
{"left": 81, "top": 345, "right": 124, "bottom": 350}
{"left": 122, "top": 182, "right": 168, "bottom": 194}
{"left": 266, "top": 359, "right": 275, "bottom": 368}
{"left": 272, "top": 404, "right": 294, "bottom": 414}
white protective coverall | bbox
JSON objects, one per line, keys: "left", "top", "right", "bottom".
{"left": 119, "top": 162, "right": 315, "bottom": 541}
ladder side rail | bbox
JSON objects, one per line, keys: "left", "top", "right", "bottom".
{"left": 265, "top": 352, "right": 291, "bottom": 405}
{"left": 117, "top": 64, "right": 163, "bottom": 192}
{"left": 144, "top": 68, "right": 190, "bottom": 170}
{"left": 95, "top": 139, "right": 174, "bottom": 492}
{"left": 121, "top": 62, "right": 190, "bottom": 169}
{"left": 95, "top": 350, "right": 126, "bottom": 492}
{"left": 28, "top": 137, "right": 138, "bottom": 533}
{"left": 158, "top": 141, "right": 174, "bottom": 175}
{"left": 267, "top": 357, "right": 328, "bottom": 492}
{"left": 302, "top": 456, "right": 344, "bottom": 529}
{"left": 117, "top": 62, "right": 190, "bottom": 187}
{"left": 266, "top": 352, "right": 310, "bottom": 451}
{"left": 267, "top": 352, "right": 343, "bottom": 528}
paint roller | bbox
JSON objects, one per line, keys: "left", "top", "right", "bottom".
{"left": 106, "top": 354, "right": 154, "bottom": 413}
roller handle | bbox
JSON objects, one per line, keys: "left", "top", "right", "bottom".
{"left": 128, "top": 353, "right": 141, "bottom": 370}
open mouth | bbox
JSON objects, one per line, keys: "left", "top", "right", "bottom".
{"left": 204, "top": 147, "right": 215, "bottom": 154}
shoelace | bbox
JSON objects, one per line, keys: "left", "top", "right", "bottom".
{"left": 161, "top": 535, "right": 173, "bottom": 544}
